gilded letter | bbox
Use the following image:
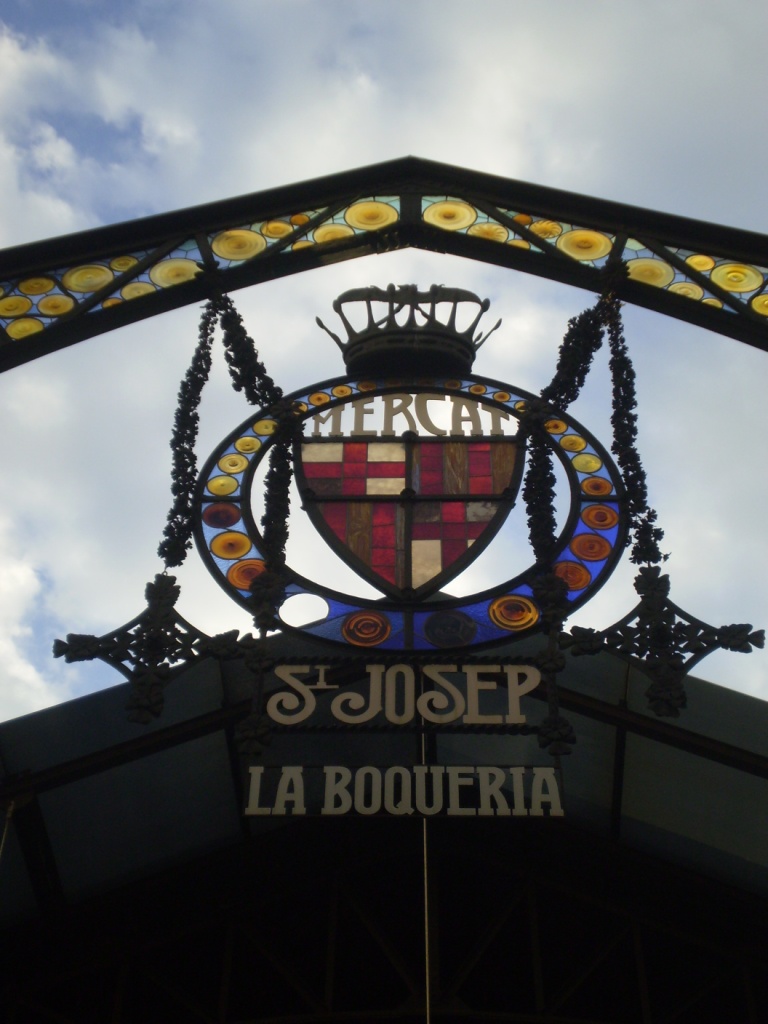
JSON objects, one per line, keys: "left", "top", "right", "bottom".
{"left": 447, "top": 766, "right": 476, "bottom": 816}
{"left": 477, "top": 766, "right": 511, "bottom": 816}
{"left": 273, "top": 767, "right": 306, "bottom": 815}
{"left": 382, "top": 393, "right": 417, "bottom": 435}
{"left": 417, "top": 664, "right": 466, "bottom": 723}
{"left": 504, "top": 665, "right": 541, "bottom": 724}
{"left": 531, "top": 767, "right": 564, "bottom": 817}
{"left": 464, "top": 666, "right": 503, "bottom": 724}
{"left": 267, "top": 665, "right": 317, "bottom": 725}
{"left": 322, "top": 766, "right": 353, "bottom": 815}
{"left": 244, "top": 766, "right": 271, "bottom": 816}
{"left": 331, "top": 665, "right": 384, "bottom": 723}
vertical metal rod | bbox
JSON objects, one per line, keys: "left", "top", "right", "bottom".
{"left": 0, "top": 799, "right": 15, "bottom": 870}
{"left": 422, "top": 819, "right": 432, "bottom": 1024}
{"left": 420, "top": 725, "right": 432, "bottom": 1024}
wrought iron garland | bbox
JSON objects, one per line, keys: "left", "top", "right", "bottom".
{"left": 520, "top": 263, "right": 660, "bottom": 751}
{"left": 158, "top": 295, "right": 284, "bottom": 568}
{"left": 517, "top": 277, "right": 620, "bottom": 755}
{"left": 153, "top": 294, "right": 293, "bottom": 740}
{"left": 602, "top": 289, "right": 665, "bottom": 565}
{"left": 161, "top": 294, "right": 296, "bottom": 749}
{"left": 520, "top": 262, "right": 762, "bottom": 736}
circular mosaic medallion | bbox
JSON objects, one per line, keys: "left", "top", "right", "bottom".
{"left": 570, "top": 534, "right": 612, "bottom": 561}
{"left": 581, "top": 504, "right": 619, "bottom": 530}
{"left": 581, "top": 477, "right": 613, "bottom": 497}
{"left": 572, "top": 453, "right": 603, "bottom": 473}
{"left": 423, "top": 610, "right": 478, "bottom": 648}
{"left": 532, "top": 220, "right": 564, "bottom": 240}
{"left": 553, "top": 561, "right": 592, "bottom": 591}
{"left": 557, "top": 229, "right": 611, "bottom": 260}
{"left": 121, "top": 282, "right": 155, "bottom": 300}
{"left": 468, "top": 223, "right": 508, "bottom": 243}
{"left": 711, "top": 262, "right": 763, "bottom": 293}
{"left": 5, "top": 317, "right": 43, "bottom": 338}
{"left": 489, "top": 596, "right": 540, "bottom": 631}
{"left": 206, "top": 475, "right": 239, "bottom": 496}
{"left": 0, "top": 296, "right": 32, "bottom": 317}
{"left": 314, "top": 223, "right": 354, "bottom": 244}
{"left": 227, "top": 559, "right": 267, "bottom": 589}
{"left": 210, "top": 531, "right": 252, "bottom": 559}
{"left": 342, "top": 610, "right": 392, "bottom": 646}
{"left": 560, "top": 434, "right": 587, "bottom": 452}
{"left": 262, "top": 220, "right": 293, "bottom": 239}
{"left": 19, "top": 277, "right": 54, "bottom": 295}
{"left": 253, "top": 419, "right": 278, "bottom": 433}
{"left": 218, "top": 454, "right": 249, "bottom": 474}
{"left": 212, "top": 229, "right": 266, "bottom": 260}
{"left": 203, "top": 503, "right": 242, "bottom": 528}
{"left": 149, "top": 259, "right": 201, "bottom": 288}
{"left": 62, "top": 265, "right": 114, "bottom": 292}
{"left": 345, "top": 201, "right": 398, "bottom": 231}
{"left": 38, "top": 295, "right": 75, "bottom": 316}
{"left": 545, "top": 419, "right": 567, "bottom": 434}
{"left": 110, "top": 255, "right": 139, "bottom": 272}
{"left": 235, "top": 436, "right": 261, "bottom": 454}
{"left": 423, "top": 200, "right": 477, "bottom": 231}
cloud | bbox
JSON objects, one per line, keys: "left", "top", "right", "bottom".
{"left": 0, "top": 2, "right": 765, "bottom": 720}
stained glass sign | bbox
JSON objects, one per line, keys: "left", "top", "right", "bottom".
{"left": 195, "top": 373, "right": 626, "bottom": 651}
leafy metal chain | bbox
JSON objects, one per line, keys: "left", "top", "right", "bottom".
{"left": 523, "top": 260, "right": 665, "bottom": 568}
{"left": 521, "top": 261, "right": 667, "bottom": 753}
{"left": 158, "top": 294, "right": 284, "bottom": 569}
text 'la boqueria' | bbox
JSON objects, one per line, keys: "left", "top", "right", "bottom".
{"left": 266, "top": 664, "right": 541, "bottom": 727}
{"left": 244, "top": 765, "right": 564, "bottom": 817}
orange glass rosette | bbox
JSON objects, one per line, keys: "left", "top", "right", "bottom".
{"left": 554, "top": 561, "right": 592, "bottom": 591}
{"left": 210, "top": 532, "right": 252, "bottom": 559}
{"left": 341, "top": 610, "right": 392, "bottom": 646}
{"left": 581, "top": 477, "right": 613, "bottom": 497}
{"left": 488, "top": 595, "right": 539, "bottom": 631}
{"left": 202, "top": 503, "right": 242, "bottom": 529}
{"left": 227, "top": 559, "right": 267, "bottom": 589}
{"left": 581, "top": 504, "right": 619, "bottom": 530}
{"left": 570, "top": 534, "right": 612, "bottom": 561}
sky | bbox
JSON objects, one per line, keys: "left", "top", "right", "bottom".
{"left": 0, "top": 0, "right": 766, "bottom": 722}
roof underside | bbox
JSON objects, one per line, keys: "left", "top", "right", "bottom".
{"left": 3, "top": 643, "right": 768, "bottom": 925}
{"left": 2, "top": 156, "right": 768, "bottom": 372}
{"left": 2, "top": 648, "right": 768, "bottom": 1021}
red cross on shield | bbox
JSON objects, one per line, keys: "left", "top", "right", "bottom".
{"left": 295, "top": 434, "right": 522, "bottom": 599}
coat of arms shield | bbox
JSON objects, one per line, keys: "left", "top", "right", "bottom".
{"left": 296, "top": 431, "right": 522, "bottom": 599}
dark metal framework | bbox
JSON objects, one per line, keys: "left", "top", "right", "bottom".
{"left": 3, "top": 659, "right": 768, "bottom": 1023}
{"left": 4, "top": 823, "right": 768, "bottom": 1023}
{"left": 4, "top": 160, "right": 768, "bottom": 1024}
{"left": 3, "top": 157, "right": 768, "bottom": 373}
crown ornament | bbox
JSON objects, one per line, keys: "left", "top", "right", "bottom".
{"left": 316, "top": 283, "right": 501, "bottom": 376}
